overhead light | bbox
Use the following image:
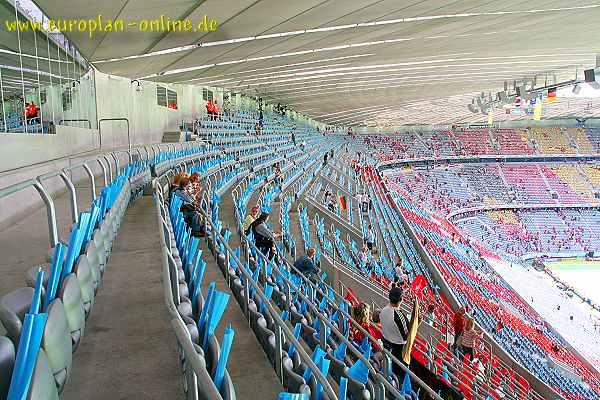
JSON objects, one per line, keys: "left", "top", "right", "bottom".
{"left": 572, "top": 84, "right": 582, "bottom": 94}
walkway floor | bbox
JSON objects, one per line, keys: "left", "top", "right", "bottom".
{"left": 61, "top": 196, "right": 183, "bottom": 400}
{"left": 211, "top": 188, "right": 283, "bottom": 398}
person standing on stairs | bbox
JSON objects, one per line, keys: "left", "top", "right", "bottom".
{"left": 380, "top": 287, "right": 410, "bottom": 376}
{"left": 364, "top": 224, "right": 376, "bottom": 252}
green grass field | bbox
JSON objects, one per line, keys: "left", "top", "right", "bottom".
{"left": 544, "top": 258, "right": 600, "bottom": 305}
{"left": 545, "top": 259, "right": 600, "bottom": 271}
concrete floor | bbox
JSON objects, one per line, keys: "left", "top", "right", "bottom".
{"left": 61, "top": 196, "right": 183, "bottom": 400}
{"left": 215, "top": 188, "right": 284, "bottom": 399}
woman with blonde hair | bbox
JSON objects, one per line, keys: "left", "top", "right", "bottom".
{"left": 168, "top": 172, "right": 189, "bottom": 204}
{"left": 351, "top": 303, "right": 383, "bottom": 349}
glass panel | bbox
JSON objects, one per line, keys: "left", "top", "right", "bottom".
{"left": 0, "top": 0, "right": 97, "bottom": 133}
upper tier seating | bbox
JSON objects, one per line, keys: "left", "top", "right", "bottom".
{"left": 392, "top": 191, "right": 600, "bottom": 400}
{"left": 361, "top": 126, "right": 598, "bottom": 163}
{"left": 387, "top": 161, "right": 598, "bottom": 218}
{"left": 492, "top": 129, "right": 534, "bottom": 154}
{"left": 528, "top": 127, "right": 577, "bottom": 154}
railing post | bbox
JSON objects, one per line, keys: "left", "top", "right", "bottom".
{"left": 97, "top": 158, "right": 108, "bottom": 187}
{"left": 82, "top": 162, "right": 97, "bottom": 200}
{"left": 33, "top": 180, "right": 59, "bottom": 248}
{"left": 375, "top": 378, "right": 386, "bottom": 400}
{"left": 110, "top": 152, "right": 120, "bottom": 175}
{"left": 59, "top": 171, "right": 78, "bottom": 225}
{"left": 319, "top": 317, "right": 327, "bottom": 350}
{"left": 274, "top": 323, "right": 284, "bottom": 385}
{"left": 103, "top": 155, "right": 113, "bottom": 183}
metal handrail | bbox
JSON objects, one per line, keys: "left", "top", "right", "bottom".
{"left": 226, "top": 147, "right": 444, "bottom": 399}
{"left": 154, "top": 196, "right": 225, "bottom": 400}
{"left": 155, "top": 180, "right": 339, "bottom": 399}
{"left": 0, "top": 141, "right": 205, "bottom": 248}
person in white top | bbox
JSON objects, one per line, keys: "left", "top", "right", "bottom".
{"left": 364, "top": 225, "right": 376, "bottom": 251}
{"left": 379, "top": 287, "right": 410, "bottom": 376}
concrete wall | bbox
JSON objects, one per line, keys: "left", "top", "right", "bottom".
{"left": 0, "top": 125, "right": 99, "bottom": 173}
{"left": 0, "top": 71, "right": 225, "bottom": 228}
{"left": 94, "top": 71, "right": 223, "bottom": 148}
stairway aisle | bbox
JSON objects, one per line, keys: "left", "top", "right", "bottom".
{"left": 62, "top": 197, "right": 183, "bottom": 400}
{"left": 212, "top": 187, "right": 284, "bottom": 398}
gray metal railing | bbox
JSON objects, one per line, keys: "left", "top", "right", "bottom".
{"left": 155, "top": 177, "right": 339, "bottom": 399}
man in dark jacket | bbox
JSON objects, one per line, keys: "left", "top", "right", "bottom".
{"left": 293, "top": 248, "right": 319, "bottom": 278}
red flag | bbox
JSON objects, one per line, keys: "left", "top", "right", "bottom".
{"left": 339, "top": 195, "right": 347, "bottom": 211}
{"left": 344, "top": 287, "right": 360, "bottom": 307}
{"left": 410, "top": 275, "right": 427, "bottom": 294}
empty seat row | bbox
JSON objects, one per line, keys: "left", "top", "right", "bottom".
{"left": 0, "top": 168, "right": 132, "bottom": 399}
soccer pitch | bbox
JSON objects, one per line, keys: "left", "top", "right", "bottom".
{"left": 545, "top": 259, "right": 600, "bottom": 305}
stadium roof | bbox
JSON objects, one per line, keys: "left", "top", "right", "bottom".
{"left": 33, "top": 0, "right": 600, "bottom": 125}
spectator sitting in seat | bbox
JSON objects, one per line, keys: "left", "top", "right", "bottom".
{"left": 243, "top": 206, "right": 260, "bottom": 235}
{"left": 188, "top": 172, "right": 202, "bottom": 201}
{"left": 293, "top": 248, "right": 319, "bottom": 278}
{"left": 351, "top": 302, "right": 383, "bottom": 349}
{"left": 251, "top": 212, "right": 281, "bottom": 260}
{"left": 168, "top": 172, "right": 188, "bottom": 204}
{"left": 173, "top": 176, "right": 206, "bottom": 237}
{"left": 358, "top": 245, "right": 370, "bottom": 266}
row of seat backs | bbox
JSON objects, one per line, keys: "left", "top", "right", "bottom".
{"left": 0, "top": 172, "right": 131, "bottom": 399}
{"left": 223, "top": 243, "right": 376, "bottom": 400}
{"left": 162, "top": 203, "right": 236, "bottom": 400}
